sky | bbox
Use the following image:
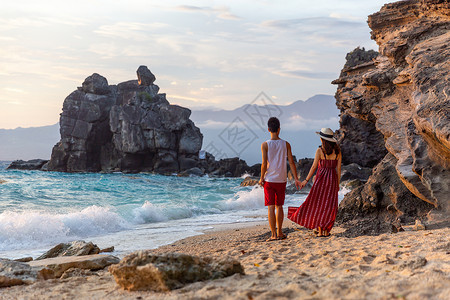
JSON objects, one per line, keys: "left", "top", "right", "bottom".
{"left": 0, "top": 0, "right": 389, "bottom": 129}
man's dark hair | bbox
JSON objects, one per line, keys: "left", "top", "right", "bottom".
{"left": 267, "top": 117, "right": 280, "bottom": 133}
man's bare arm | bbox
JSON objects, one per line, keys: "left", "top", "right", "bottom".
{"left": 259, "top": 142, "right": 268, "bottom": 186}
{"left": 286, "top": 142, "right": 301, "bottom": 189}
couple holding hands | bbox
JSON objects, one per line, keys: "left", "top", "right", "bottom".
{"left": 259, "top": 117, "right": 341, "bottom": 240}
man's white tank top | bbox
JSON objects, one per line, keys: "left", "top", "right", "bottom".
{"left": 264, "top": 139, "right": 287, "bottom": 183}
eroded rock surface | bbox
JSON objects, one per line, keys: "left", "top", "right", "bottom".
{"left": 334, "top": 0, "right": 449, "bottom": 235}
{"left": 36, "top": 241, "right": 101, "bottom": 260}
{"left": 46, "top": 66, "right": 203, "bottom": 174}
{"left": 109, "top": 251, "right": 244, "bottom": 291}
{"left": 29, "top": 254, "right": 120, "bottom": 278}
{"left": 0, "top": 259, "right": 39, "bottom": 288}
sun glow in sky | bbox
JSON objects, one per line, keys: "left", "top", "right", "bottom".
{"left": 0, "top": 0, "right": 388, "bottom": 129}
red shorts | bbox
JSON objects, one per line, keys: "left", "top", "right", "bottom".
{"left": 264, "top": 182, "right": 286, "bottom": 206}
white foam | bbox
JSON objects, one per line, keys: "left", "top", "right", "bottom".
{"left": 219, "top": 186, "right": 265, "bottom": 211}
{"left": 338, "top": 186, "right": 351, "bottom": 202}
{"left": 0, "top": 206, "right": 130, "bottom": 251}
{"left": 132, "top": 201, "right": 194, "bottom": 224}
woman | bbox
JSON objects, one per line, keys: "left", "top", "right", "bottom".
{"left": 288, "top": 128, "right": 341, "bottom": 237}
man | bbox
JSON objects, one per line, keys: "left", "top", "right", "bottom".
{"left": 259, "top": 117, "right": 301, "bottom": 241}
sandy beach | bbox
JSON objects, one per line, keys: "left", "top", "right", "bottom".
{"left": 1, "top": 219, "right": 449, "bottom": 300}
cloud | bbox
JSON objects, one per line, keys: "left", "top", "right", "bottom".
{"left": 174, "top": 5, "right": 240, "bottom": 20}
{"left": 273, "top": 69, "right": 337, "bottom": 80}
{"left": 261, "top": 16, "right": 364, "bottom": 32}
{"left": 284, "top": 115, "right": 340, "bottom": 130}
{"left": 94, "top": 22, "right": 168, "bottom": 41}
{"left": 195, "top": 120, "right": 231, "bottom": 129}
{"left": 4, "top": 88, "right": 27, "bottom": 94}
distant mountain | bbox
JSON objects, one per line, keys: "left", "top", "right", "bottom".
{"left": 191, "top": 94, "right": 339, "bottom": 165}
{"left": 191, "top": 94, "right": 337, "bottom": 126}
{"left": 0, "top": 94, "right": 339, "bottom": 165}
{"left": 0, "top": 124, "right": 60, "bottom": 161}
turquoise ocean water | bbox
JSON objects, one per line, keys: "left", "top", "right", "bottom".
{"left": 0, "top": 161, "right": 347, "bottom": 259}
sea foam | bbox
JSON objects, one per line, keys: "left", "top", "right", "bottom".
{"left": 0, "top": 206, "right": 130, "bottom": 251}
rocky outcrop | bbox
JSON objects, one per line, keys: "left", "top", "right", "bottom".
{"left": 109, "top": 251, "right": 244, "bottom": 291}
{"left": 6, "top": 159, "right": 49, "bottom": 170}
{"left": 28, "top": 254, "right": 120, "bottom": 279}
{"left": 0, "top": 259, "right": 40, "bottom": 287}
{"left": 46, "top": 66, "right": 203, "bottom": 174}
{"left": 36, "top": 241, "right": 101, "bottom": 260}
{"left": 198, "top": 153, "right": 261, "bottom": 177}
{"left": 333, "top": 0, "right": 449, "bottom": 234}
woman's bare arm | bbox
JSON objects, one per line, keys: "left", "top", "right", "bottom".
{"left": 286, "top": 142, "right": 301, "bottom": 189}
{"left": 301, "top": 148, "right": 321, "bottom": 188}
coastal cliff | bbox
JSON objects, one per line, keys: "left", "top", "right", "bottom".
{"left": 333, "top": 0, "right": 449, "bottom": 235}
{"left": 46, "top": 66, "right": 203, "bottom": 174}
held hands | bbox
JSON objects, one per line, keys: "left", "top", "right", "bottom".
{"left": 259, "top": 178, "right": 265, "bottom": 187}
{"left": 294, "top": 179, "right": 302, "bottom": 190}
{"left": 299, "top": 180, "right": 308, "bottom": 190}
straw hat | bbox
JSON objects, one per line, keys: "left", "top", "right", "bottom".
{"left": 316, "top": 127, "right": 337, "bottom": 142}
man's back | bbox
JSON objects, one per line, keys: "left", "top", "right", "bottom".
{"left": 264, "top": 139, "right": 287, "bottom": 183}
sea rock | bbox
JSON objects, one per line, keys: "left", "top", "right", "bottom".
{"left": 28, "top": 254, "right": 120, "bottom": 278}
{"left": 6, "top": 159, "right": 49, "bottom": 170}
{"left": 109, "top": 251, "right": 244, "bottom": 292}
{"left": 36, "top": 241, "right": 100, "bottom": 260}
{"left": 240, "top": 177, "right": 259, "bottom": 186}
{"left": 46, "top": 66, "right": 203, "bottom": 174}
{"left": 333, "top": 0, "right": 450, "bottom": 235}
{"left": 178, "top": 167, "right": 204, "bottom": 177}
{"left": 0, "top": 259, "right": 39, "bottom": 287}
{"left": 207, "top": 157, "right": 259, "bottom": 177}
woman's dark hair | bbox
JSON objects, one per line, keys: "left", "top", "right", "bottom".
{"left": 267, "top": 117, "right": 280, "bottom": 133}
{"left": 321, "top": 138, "right": 340, "bottom": 156}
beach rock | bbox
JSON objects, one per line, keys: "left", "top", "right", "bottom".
{"left": 333, "top": 0, "right": 450, "bottom": 235}
{"left": 0, "top": 259, "right": 39, "bottom": 287}
{"left": 46, "top": 66, "right": 203, "bottom": 174}
{"left": 6, "top": 159, "right": 49, "bottom": 170}
{"left": 99, "top": 246, "right": 115, "bottom": 253}
{"left": 413, "top": 219, "right": 426, "bottom": 231}
{"left": 28, "top": 254, "right": 120, "bottom": 278}
{"left": 337, "top": 154, "right": 434, "bottom": 237}
{"left": 240, "top": 177, "right": 259, "bottom": 186}
{"left": 36, "top": 241, "right": 100, "bottom": 260}
{"left": 14, "top": 257, "right": 33, "bottom": 263}
{"left": 398, "top": 256, "right": 427, "bottom": 271}
{"left": 340, "top": 163, "right": 372, "bottom": 182}
{"left": 109, "top": 251, "right": 244, "bottom": 291}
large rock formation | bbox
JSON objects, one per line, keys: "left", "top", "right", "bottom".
{"left": 46, "top": 66, "right": 203, "bottom": 174}
{"left": 333, "top": 0, "right": 449, "bottom": 235}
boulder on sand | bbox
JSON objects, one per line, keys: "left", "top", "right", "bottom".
{"left": 109, "top": 251, "right": 244, "bottom": 292}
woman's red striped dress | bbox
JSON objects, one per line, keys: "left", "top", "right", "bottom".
{"left": 288, "top": 158, "right": 339, "bottom": 232}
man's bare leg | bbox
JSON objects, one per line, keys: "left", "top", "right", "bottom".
{"left": 267, "top": 205, "right": 277, "bottom": 240}
{"left": 276, "top": 205, "right": 286, "bottom": 239}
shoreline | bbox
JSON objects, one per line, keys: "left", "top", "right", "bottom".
{"left": 2, "top": 220, "right": 449, "bottom": 299}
